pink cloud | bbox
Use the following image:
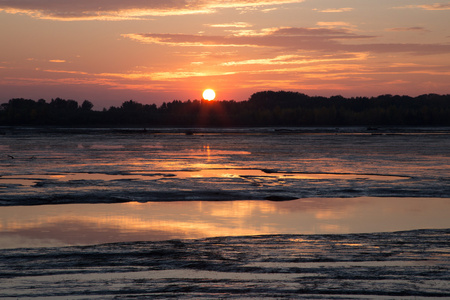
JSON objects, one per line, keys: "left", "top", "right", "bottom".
{"left": 316, "top": 8, "right": 354, "bottom": 13}
{"left": 386, "top": 27, "right": 429, "bottom": 32}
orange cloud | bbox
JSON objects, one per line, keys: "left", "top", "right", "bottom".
{"left": 316, "top": 22, "right": 356, "bottom": 29}
{"left": 0, "top": 0, "right": 304, "bottom": 20}
{"left": 221, "top": 53, "right": 368, "bottom": 66}
{"left": 123, "top": 26, "right": 450, "bottom": 55}
{"left": 122, "top": 33, "right": 260, "bottom": 47}
{"left": 209, "top": 22, "right": 252, "bottom": 28}
{"left": 123, "top": 26, "right": 373, "bottom": 49}
{"left": 411, "top": 3, "right": 450, "bottom": 10}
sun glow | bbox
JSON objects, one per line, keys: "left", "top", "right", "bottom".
{"left": 202, "top": 89, "right": 216, "bottom": 101}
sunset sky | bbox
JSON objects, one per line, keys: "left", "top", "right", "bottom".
{"left": 1, "top": 0, "right": 449, "bottom": 108}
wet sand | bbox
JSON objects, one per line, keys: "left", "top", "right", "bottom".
{"left": 1, "top": 228, "right": 449, "bottom": 299}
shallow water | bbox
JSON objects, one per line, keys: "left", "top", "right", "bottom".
{"left": 1, "top": 127, "right": 449, "bottom": 298}
{"left": 0, "top": 197, "right": 449, "bottom": 249}
{"left": 1, "top": 127, "right": 450, "bottom": 248}
{"left": 1, "top": 127, "right": 449, "bottom": 205}
{"left": 1, "top": 229, "right": 449, "bottom": 299}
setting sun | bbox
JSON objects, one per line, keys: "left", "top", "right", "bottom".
{"left": 203, "top": 89, "right": 216, "bottom": 101}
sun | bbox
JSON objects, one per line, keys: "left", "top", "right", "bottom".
{"left": 202, "top": 89, "right": 216, "bottom": 101}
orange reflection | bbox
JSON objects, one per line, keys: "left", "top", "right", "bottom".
{"left": 1, "top": 197, "right": 449, "bottom": 249}
{"left": 0, "top": 169, "right": 409, "bottom": 187}
{"left": 204, "top": 145, "right": 211, "bottom": 161}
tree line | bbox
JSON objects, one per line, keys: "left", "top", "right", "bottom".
{"left": 1, "top": 91, "right": 449, "bottom": 126}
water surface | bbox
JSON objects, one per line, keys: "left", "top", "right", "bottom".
{"left": 1, "top": 127, "right": 449, "bottom": 249}
{"left": 1, "top": 127, "right": 449, "bottom": 205}
{"left": 1, "top": 197, "right": 448, "bottom": 249}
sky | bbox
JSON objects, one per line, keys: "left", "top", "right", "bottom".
{"left": 1, "top": 0, "right": 449, "bottom": 108}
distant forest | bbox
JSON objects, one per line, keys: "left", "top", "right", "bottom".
{"left": 1, "top": 91, "right": 450, "bottom": 127}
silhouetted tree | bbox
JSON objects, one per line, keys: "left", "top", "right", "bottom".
{"left": 81, "top": 100, "right": 94, "bottom": 111}
{"left": 1, "top": 92, "right": 450, "bottom": 126}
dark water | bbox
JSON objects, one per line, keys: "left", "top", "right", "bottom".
{"left": 1, "top": 127, "right": 449, "bottom": 205}
{"left": 1, "top": 229, "right": 449, "bottom": 299}
{"left": 1, "top": 127, "right": 449, "bottom": 298}
{"left": 1, "top": 126, "right": 449, "bottom": 247}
